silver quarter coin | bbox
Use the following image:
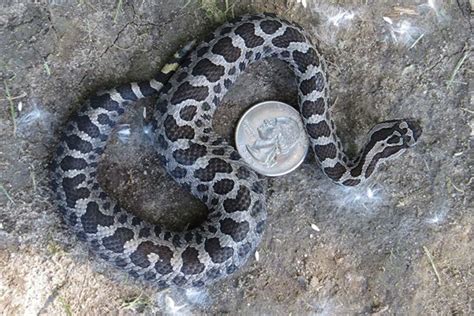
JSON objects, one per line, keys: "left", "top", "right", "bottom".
{"left": 235, "top": 101, "right": 309, "bottom": 177}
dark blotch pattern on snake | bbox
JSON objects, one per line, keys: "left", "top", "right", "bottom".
{"left": 52, "top": 13, "right": 422, "bottom": 288}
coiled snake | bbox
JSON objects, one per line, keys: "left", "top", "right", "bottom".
{"left": 52, "top": 13, "right": 422, "bottom": 288}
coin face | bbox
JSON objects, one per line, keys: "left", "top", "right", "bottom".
{"left": 235, "top": 101, "right": 309, "bottom": 177}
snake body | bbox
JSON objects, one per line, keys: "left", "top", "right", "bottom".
{"left": 52, "top": 13, "right": 421, "bottom": 288}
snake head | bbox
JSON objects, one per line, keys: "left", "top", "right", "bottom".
{"left": 387, "top": 119, "right": 422, "bottom": 148}
{"left": 354, "top": 119, "right": 422, "bottom": 179}
{"left": 364, "top": 119, "right": 422, "bottom": 162}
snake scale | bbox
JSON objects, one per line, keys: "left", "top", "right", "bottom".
{"left": 52, "top": 13, "right": 422, "bottom": 288}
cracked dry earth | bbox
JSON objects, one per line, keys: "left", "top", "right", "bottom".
{"left": 0, "top": 0, "right": 472, "bottom": 315}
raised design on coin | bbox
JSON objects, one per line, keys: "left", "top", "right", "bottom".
{"left": 236, "top": 101, "right": 309, "bottom": 176}
{"left": 245, "top": 117, "right": 301, "bottom": 167}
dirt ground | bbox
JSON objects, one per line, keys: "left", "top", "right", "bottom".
{"left": 0, "top": 0, "right": 472, "bottom": 315}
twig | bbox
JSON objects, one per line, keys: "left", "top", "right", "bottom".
{"left": 3, "top": 81, "right": 17, "bottom": 135}
{"left": 423, "top": 246, "right": 442, "bottom": 285}
{"left": 393, "top": 6, "right": 419, "bottom": 16}
{"left": 447, "top": 178, "right": 464, "bottom": 194}
{"left": 408, "top": 33, "right": 424, "bottom": 50}
{"left": 460, "top": 107, "right": 474, "bottom": 114}
{"left": 0, "top": 184, "right": 15, "bottom": 205}
{"left": 112, "top": 43, "right": 135, "bottom": 51}
{"left": 447, "top": 51, "right": 469, "bottom": 88}
{"left": 113, "top": 0, "right": 123, "bottom": 23}
{"left": 120, "top": 292, "right": 151, "bottom": 311}
{"left": 224, "top": 0, "right": 235, "bottom": 18}
{"left": 29, "top": 164, "right": 37, "bottom": 193}
{"left": 0, "top": 92, "right": 27, "bottom": 101}
{"left": 181, "top": 0, "right": 193, "bottom": 9}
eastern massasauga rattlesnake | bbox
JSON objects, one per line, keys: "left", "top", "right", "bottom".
{"left": 52, "top": 13, "right": 422, "bottom": 288}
